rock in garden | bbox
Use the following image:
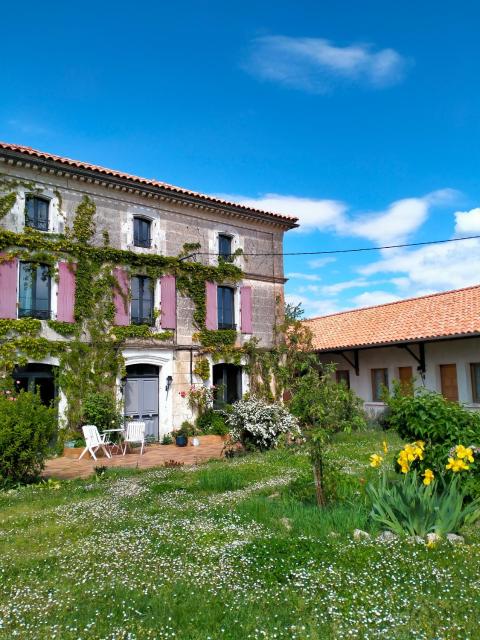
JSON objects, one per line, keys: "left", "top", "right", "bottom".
{"left": 426, "top": 533, "right": 441, "bottom": 544}
{"left": 280, "top": 517, "right": 292, "bottom": 531}
{"left": 446, "top": 533, "right": 464, "bottom": 544}
{"left": 353, "top": 529, "right": 371, "bottom": 541}
{"left": 406, "top": 535, "right": 425, "bottom": 545}
{"left": 377, "top": 531, "right": 398, "bottom": 542}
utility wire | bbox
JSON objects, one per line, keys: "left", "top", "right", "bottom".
{"left": 190, "top": 234, "right": 480, "bottom": 257}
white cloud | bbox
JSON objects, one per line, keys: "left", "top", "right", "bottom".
{"left": 286, "top": 272, "right": 321, "bottom": 281}
{"left": 360, "top": 238, "right": 480, "bottom": 293}
{"left": 223, "top": 189, "right": 458, "bottom": 244}
{"left": 347, "top": 189, "right": 458, "bottom": 245}
{"left": 308, "top": 257, "right": 337, "bottom": 269}
{"left": 320, "top": 278, "right": 370, "bottom": 296}
{"left": 244, "top": 35, "right": 409, "bottom": 93}
{"left": 454, "top": 207, "right": 480, "bottom": 234}
{"left": 352, "top": 290, "right": 402, "bottom": 307}
{"left": 226, "top": 193, "right": 347, "bottom": 233}
{"left": 285, "top": 292, "right": 340, "bottom": 318}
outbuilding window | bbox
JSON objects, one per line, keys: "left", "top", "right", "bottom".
{"left": 470, "top": 363, "right": 480, "bottom": 403}
{"left": 371, "top": 368, "right": 388, "bottom": 402}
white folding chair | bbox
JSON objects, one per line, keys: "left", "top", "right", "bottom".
{"left": 78, "top": 425, "right": 112, "bottom": 460}
{"left": 122, "top": 421, "right": 146, "bottom": 456}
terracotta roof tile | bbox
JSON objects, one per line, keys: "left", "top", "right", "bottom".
{"left": 0, "top": 141, "right": 298, "bottom": 227}
{"left": 304, "top": 285, "right": 480, "bottom": 351}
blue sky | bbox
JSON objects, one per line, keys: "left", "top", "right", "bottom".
{"left": 2, "top": 0, "right": 480, "bottom": 317}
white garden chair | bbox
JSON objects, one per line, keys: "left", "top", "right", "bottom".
{"left": 78, "top": 425, "right": 112, "bottom": 460}
{"left": 122, "top": 421, "right": 146, "bottom": 456}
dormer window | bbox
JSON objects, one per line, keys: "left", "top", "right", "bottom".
{"left": 133, "top": 217, "right": 151, "bottom": 248}
{"left": 218, "top": 234, "right": 233, "bottom": 262}
{"left": 25, "top": 196, "right": 49, "bottom": 232}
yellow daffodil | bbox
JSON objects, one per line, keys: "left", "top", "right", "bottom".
{"left": 422, "top": 468, "right": 434, "bottom": 486}
{"left": 382, "top": 440, "right": 388, "bottom": 454}
{"left": 415, "top": 440, "right": 425, "bottom": 450}
{"left": 370, "top": 454, "right": 383, "bottom": 468}
{"left": 455, "top": 445, "right": 474, "bottom": 463}
{"left": 446, "top": 457, "right": 470, "bottom": 473}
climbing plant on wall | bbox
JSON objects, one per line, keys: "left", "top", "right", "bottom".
{"left": 0, "top": 175, "right": 246, "bottom": 431}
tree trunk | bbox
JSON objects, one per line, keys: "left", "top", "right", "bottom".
{"left": 313, "top": 460, "right": 326, "bottom": 508}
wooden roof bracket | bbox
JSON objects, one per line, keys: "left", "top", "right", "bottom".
{"left": 338, "top": 349, "right": 359, "bottom": 376}
{"left": 398, "top": 342, "right": 426, "bottom": 374}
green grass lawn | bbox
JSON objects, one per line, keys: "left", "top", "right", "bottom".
{"left": 1, "top": 430, "right": 480, "bottom": 640}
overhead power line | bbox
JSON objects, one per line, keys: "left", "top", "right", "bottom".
{"left": 191, "top": 234, "right": 480, "bottom": 257}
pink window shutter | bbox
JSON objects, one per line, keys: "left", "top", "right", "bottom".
{"left": 160, "top": 275, "right": 176, "bottom": 329}
{"left": 240, "top": 285, "right": 253, "bottom": 334}
{"left": 0, "top": 255, "right": 18, "bottom": 319}
{"left": 57, "top": 262, "right": 76, "bottom": 323}
{"left": 113, "top": 267, "right": 129, "bottom": 326}
{"left": 205, "top": 281, "right": 217, "bottom": 330}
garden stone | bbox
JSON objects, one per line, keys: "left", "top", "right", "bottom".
{"left": 377, "top": 531, "right": 398, "bottom": 542}
{"left": 446, "top": 533, "right": 464, "bottom": 544}
{"left": 406, "top": 535, "right": 425, "bottom": 545}
{"left": 353, "top": 529, "right": 371, "bottom": 541}
{"left": 426, "top": 533, "right": 442, "bottom": 544}
{"left": 267, "top": 492, "right": 280, "bottom": 499}
{"left": 280, "top": 517, "right": 292, "bottom": 531}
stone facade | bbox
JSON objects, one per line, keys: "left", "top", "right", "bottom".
{"left": 0, "top": 143, "right": 296, "bottom": 436}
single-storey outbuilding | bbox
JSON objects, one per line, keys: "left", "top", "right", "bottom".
{"left": 303, "top": 285, "right": 480, "bottom": 414}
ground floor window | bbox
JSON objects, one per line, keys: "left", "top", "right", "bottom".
{"left": 13, "top": 364, "right": 56, "bottom": 407}
{"left": 335, "top": 370, "right": 350, "bottom": 388}
{"left": 371, "top": 368, "right": 388, "bottom": 402}
{"left": 398, "top": 366, "right": 414, "bottom": 395}
{"left": 212, "top": 363, "right": 242, "bottom": 407}
{"left": 470, "top": 363, "right": 480, "bottom": 403}
{"left": 440, "top": 363, "right": 459, "bottom": 402}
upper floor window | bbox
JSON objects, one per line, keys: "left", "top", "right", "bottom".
{"left": 133, "top": 217, "right": 151, "bottom": 248}
{"left": 218, "top": 234, "right": 233, "bottom": 262}
{"left": 217, "top": 286, "right": 235, "bottom": 330}
{"left": 131, "top": 275, "right": 154, "bottom": 325}
{"left": 25, "top": 196, "right": 49, "bottom": 232}
{"left": 371, "top": 368, "right": 388, "bottom": 402}
{"left": 471, "top": 363, "right": 480, "bottom": 403}
{"left": 18, "top": 262, "right": 51, "bottom": 319}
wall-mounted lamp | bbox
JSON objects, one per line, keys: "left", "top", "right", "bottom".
{"left": 165, "top": 375, "right": 173, "bottom": 393}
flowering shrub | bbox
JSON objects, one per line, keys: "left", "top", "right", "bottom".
{"left": 367, "top": 440, "right": 480, "bottom": 536}
{"left": 0, "top": 388, "right": 56, "bottom": 486}
{"left": 225, "top": 397, "right": 301, "bottom": 450}
{"left": 179, "top": 385, "right": 215, "bottom": 416}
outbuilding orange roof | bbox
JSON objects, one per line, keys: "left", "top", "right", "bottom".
{"left": 304, "top": 285, "right": 480, "bottom": 351}
{"left": 0, "top": 141, "right": 298, "bottom": 228}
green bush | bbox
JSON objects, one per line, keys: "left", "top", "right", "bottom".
{"left": 0, "top": 389, "right": 57, "bottom": 486}
{"left": 289, "top": 366, "right": 366, "bottom": 434}
{"left": 366, "top": 470, "right": 480, "bottom": 536}
{"left": 82, "top": 392, "right": 122, "bottom": 432}
{"left": 195, "top": 409, "right": 229, "bottom": 435}
{"left": 385, "top": 385, "right": 480, "bottom": 494}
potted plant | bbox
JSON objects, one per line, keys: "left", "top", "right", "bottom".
{"left": 175, "top": 421, "right": 193, "bottom": 447}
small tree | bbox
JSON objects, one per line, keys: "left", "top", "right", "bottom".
{"left": 290, "top": 364, "right": 366, "bottom": 507}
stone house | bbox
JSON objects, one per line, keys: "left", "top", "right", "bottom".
{"left": 303, "top": 286, "right": 480, "bottom": 414}
{"left": 0, "top": 142, "right": 297, "bottom": 438}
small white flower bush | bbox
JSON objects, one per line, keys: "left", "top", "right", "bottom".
{"left": 226, "top": 396, "right": 301, "bottom": 450}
